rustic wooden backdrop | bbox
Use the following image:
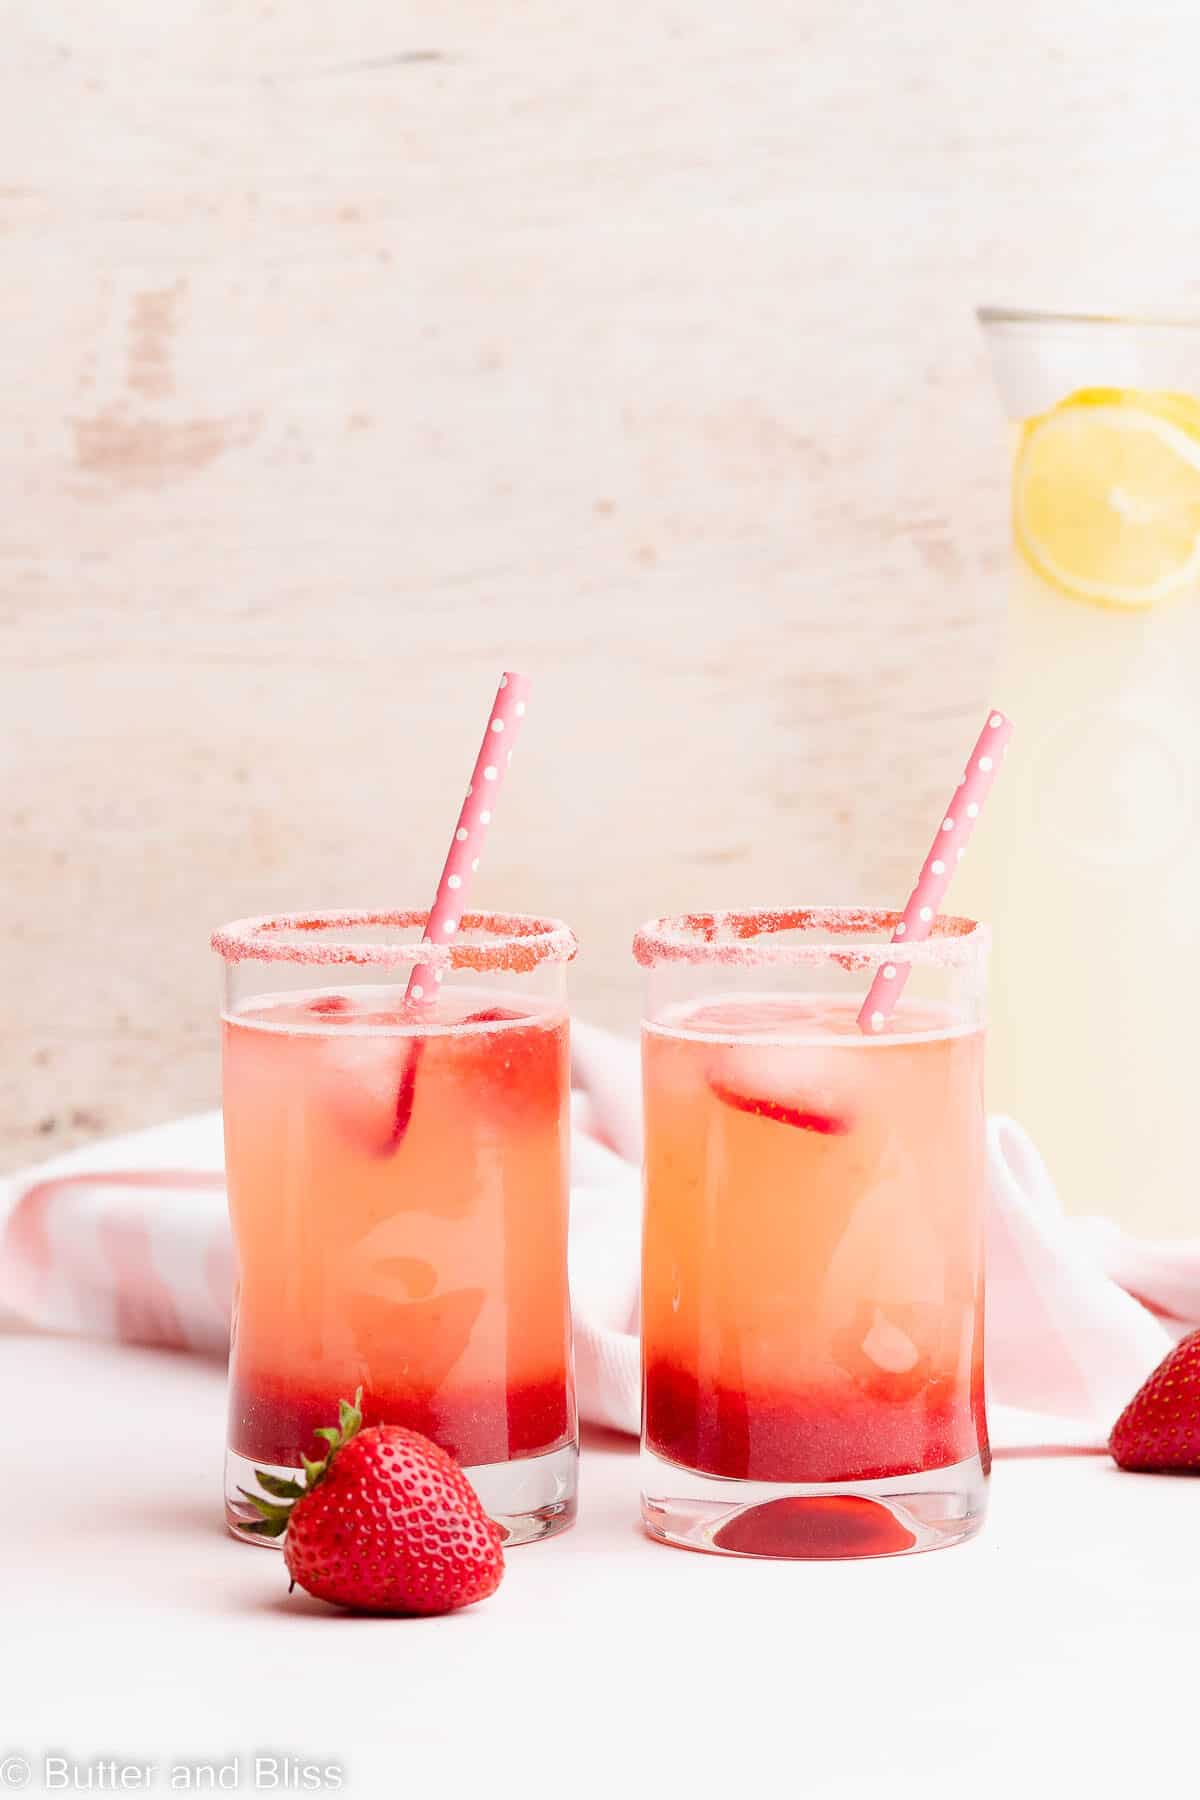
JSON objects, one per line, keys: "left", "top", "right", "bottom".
{"left": 5, "top": 0, "right": 1199, "bottom": 1169}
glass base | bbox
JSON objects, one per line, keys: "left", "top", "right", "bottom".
{"left": 226, "top": 1438, "right": 578, "bottom": 1549}
{"left": 640, "top": 1444, "right": 987, "bottom": 1560}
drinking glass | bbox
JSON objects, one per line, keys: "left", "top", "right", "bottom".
{"left": 213, "top": 908, "right": 578, "bottom": 1546}
{"left": 636, "top": 907, "right": 989, "bottom": 1559}
{"left": 963, "top": 308, "right": 1200, "bottom": 1234}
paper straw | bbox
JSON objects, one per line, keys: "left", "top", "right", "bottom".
{"left": 857, "top": 708, "right": 1013, "bottom": 1035}
{"left": 406, "top": 671, "right": 532, "bottom": 1004}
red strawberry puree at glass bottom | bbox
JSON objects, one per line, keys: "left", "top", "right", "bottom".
{"left": 222, "top": 986, "right": 574, "bottom": 1476}
{"left": 640, "top": 980, "right": 987, "bottom": 1555}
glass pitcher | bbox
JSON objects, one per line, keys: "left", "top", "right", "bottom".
{"left": 961, "top": 308, "right": 1200, "bottom": 1235}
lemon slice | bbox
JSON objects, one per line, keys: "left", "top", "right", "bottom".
{"left": 1014, "top": 387, "right": 1200, "bottom": 608}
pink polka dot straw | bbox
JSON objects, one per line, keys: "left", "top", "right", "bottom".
{"left": 857, "top": 709, "right": 1013, "bottom": 1035}
{"left": 406, "top": 671, "right": 532, "bottom": 1004}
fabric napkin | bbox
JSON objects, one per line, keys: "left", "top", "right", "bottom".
{"left": 0, "top": 1022, "right": 1186, "bottom": 1451}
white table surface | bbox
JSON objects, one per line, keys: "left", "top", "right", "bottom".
{"left": 4, "top": 1335, "right": 1194, "bottom": 1798}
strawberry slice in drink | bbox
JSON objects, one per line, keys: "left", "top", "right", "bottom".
{"left": 320, "top": 1004, "right": 534, "bottom": 1158}
{"left": 385, "top": 1006, "right": 526, "bottom": 1153}
{"left": 709, "top": 1079, "right": 850, "bottom": 1135}
{"left": 319, "top": 1034, "right": 420, "bottom": 1157}
{"left": 707, "top": 1045, "right": 851, "bottom": 1136}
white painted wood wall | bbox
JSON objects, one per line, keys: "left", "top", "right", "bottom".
{"left": 6, "top": 0, "right": 1199, "bottom": 1170}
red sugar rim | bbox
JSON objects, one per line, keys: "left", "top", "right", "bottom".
{"left": 632, "top": 907, "right": 988, "bottom": 972}
{"left": 212, "top": 909, "right": 577, "bottom": 972}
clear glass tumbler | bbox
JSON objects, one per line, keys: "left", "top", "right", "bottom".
{"left": 213, "top": 908, "right": 579, "bottom": 1546}
{"left": 635, "top": 907, "right": 989, "bottom": 1560}
{"left": 963, "top": 308, "right": 1200, "bottom": 1234}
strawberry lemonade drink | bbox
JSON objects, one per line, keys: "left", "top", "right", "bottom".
{"left": 636, "top": 909, "right": 989, "bottom": 1559}
{"left": 213, "top": 909, "right": 578, "bottom": 1546}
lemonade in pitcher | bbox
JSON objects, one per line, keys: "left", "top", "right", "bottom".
{"left": 964, "top": 309, "right": 1200, "bottom": 1234}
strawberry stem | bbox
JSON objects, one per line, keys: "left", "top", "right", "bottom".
{"left": 239, "top": 1387, "right": 364, "bottom": 1539}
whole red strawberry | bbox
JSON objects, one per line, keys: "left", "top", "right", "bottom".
{"left": 1110, "top": 1330, "right": 1200, "bottom": 1473}
{"left": 239, "top": 1391, "right": 505, "bottom": 1613}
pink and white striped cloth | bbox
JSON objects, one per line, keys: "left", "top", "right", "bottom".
{"left": 2, "top": 1024, "right": 1195, "bottom": 1450}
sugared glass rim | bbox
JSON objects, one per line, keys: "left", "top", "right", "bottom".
{"left": 211, "top": 909, "right": 577, "bottom": 972}
{"left": 978, "top": 304, "right": 1200, "bottom": 331}
{"left": 632, "top": 907, "right": 988, "bottom": 972}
